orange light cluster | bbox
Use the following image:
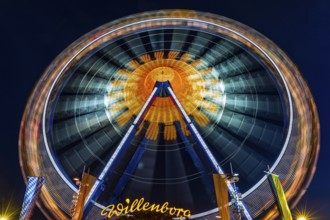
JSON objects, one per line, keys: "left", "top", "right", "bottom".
{"left": 108, "top": 51, "right": 223, "bottom": 140}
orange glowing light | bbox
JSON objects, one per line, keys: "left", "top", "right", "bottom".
{"left": 108, "top": 51, "right": 223, "bottom": 140}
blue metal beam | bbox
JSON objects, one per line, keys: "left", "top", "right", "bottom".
{"left": 107, "top": 138, "right": 149, "bottom": 204}
{"left": 83, "top": 82, "right": 163, "bottom": 213}
{"left": 164, "top": 81, "right": 253, "bottom": 220}
{"left": 174, "top": 121, "right": 207, "bottom": 173}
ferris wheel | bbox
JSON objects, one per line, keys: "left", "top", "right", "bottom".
{"left": 19, "top": 10, "right": 319, "bottom": 219}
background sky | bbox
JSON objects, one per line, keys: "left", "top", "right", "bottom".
{"left": 0, "top": 0, "right": 329, "bottom": 219}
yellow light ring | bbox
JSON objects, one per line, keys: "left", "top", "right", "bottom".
{"left": 107, "top": 51, "right": 222, "bottom": 140}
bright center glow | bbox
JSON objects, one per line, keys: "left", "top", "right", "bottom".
{"left": 297, "top": 216, "right": 307, "bottom": 220}
{"left": 0, "top": 217, "right": 8, "bottom": 220}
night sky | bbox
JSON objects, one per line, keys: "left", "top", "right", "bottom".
{"left": 0, "top": 0, "right": 329, "bottom": 219}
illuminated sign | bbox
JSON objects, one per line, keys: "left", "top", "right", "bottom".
{"left": 101, "top": 198, "right": 191, "bottom": 219}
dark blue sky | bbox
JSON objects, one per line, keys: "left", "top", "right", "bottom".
{"left": 0, "top": 0, "right": 329, "bottom": 219}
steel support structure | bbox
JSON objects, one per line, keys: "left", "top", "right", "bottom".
{"left": 84, "top": 81, "right": 253, "bottom": 220}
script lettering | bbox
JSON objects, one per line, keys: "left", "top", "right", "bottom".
{"left": 101, "top": 198, "right": 191, "bottom": 219}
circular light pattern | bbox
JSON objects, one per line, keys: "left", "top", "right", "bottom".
{"left": 19, "top": 10, "right": 319, "bottom": 219}
{"left": 106, "top": 51, "right": 221, "bottom": 142}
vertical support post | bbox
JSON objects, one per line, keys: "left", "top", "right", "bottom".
{"left": 19, "top": 176, "right": 46, "bottom": 220}
{"left": 213, "top": 174, "right": 230, "bottom": 220}
{"left": 268, "top": 173, "right": 292, "bottom": 220}
{"left": 72, "top": 173, "right": 96, "bottom": 220}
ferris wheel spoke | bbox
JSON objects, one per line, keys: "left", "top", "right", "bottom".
{"left": 175, "top": 30, "right": 197, "bottom": 60}
{"left": 106, "top": 138, "right": 149, "bottom": 204}
{"left": 139, "top": 32, "right": 156, "bottom": 60}
{"left": 194, "top": 36, "right": 221, "bottom": 61}
{"left": 225, "top": 94, "right": 284, "bottom": 123}
{"left": 163, "top": 29, "right": 173, "bottom": 58}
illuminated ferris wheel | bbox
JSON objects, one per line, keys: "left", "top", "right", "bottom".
{"left": 19, "top": 10, "right": 319, "bottom": 219}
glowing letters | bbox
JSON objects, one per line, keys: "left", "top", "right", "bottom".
{"left": 101, "top": 198, "right": 191, "bottom": 219}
